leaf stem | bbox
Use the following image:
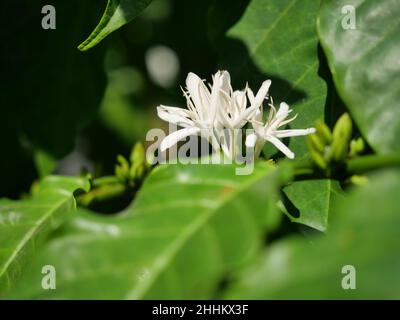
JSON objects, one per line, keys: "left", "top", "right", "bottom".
{"left": 346, "top": 153, "right": 400, "bottom": 175}
{"left": 77, "top": 183, "right": 127, "bottom": 207}
{"left": 292, "top": 153, "right": 400, "bottom": 179}
{"left": 91, "top": 175, "right": 121, "bottom": 188}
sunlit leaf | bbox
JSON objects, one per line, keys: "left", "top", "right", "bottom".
{"left": 78, "top": 0, "right": 152, "bottom": 51}
{"left": 0, "top": 176, "right": 89, "bottom": 292}
{"left": 283, "top": 179, "right": 343, "bottom": 232}
{"left": 318, "top": 0, "right": 400, "bottom": 153}
{"left": 225, "top": 169, "right": 400, "bottom": 299}
{"left": 219, "top": 0, "right": 327, "bottom": 159}
{"left": 6, "top": 163, "right": 291, "bottom": 299}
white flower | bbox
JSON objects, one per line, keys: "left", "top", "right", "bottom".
{"left": 216, "top": 74, "right": 272, "bottom": 158}
{"left": 157, "top": 70, "right": 270, "bottom": 157}
{"left": 157, "top": 71, "right": 224, "bottom": 152}
{"left": 157, "top": 70, "right": 313, "bottom": 161}
{"left": 246, "top": 101, "right": 316, "bottom": 159}
{"left": 217, "top": 75, "right": 271, "bottom": 130}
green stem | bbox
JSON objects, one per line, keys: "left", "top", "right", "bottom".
{"left": 77, "top": 154, "right": 400, "bottom": 207}
{"left": 292, "top": 153, "right": 400, "bottom": 179}
{"left": 77, "top": 183, "right": 127, "bottom": 207}
{"left": 347, "top": 154, "right": 400, "bottom": 175}
{"left": 91, "top": 175, "right": 121, "bottom": 187}
{"left": 291, "top": 160, "right": 317, "bottom": 177}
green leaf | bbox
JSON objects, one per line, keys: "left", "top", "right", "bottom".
{"left": 283, "top": 179, "right": 343, "bottom": 232}
{"left": 219, "top": 0, "right": 327, "bottom": 159}
{"left": 318, "top": 0, "right": 400, "bottom": 154}
{"left": 34, "top": 150, "right": 57, "bottom": 178}
{"left": 78, "top": 0, "right": 152, "bottom": 51}
{"left": 0, "top": 176, "right": 90, "bottom": 292}
{"left": 217, "top": 0, "right": 330, "bottom": 231}
{"left": 6, "top": 163, "right": 291, "bottom": 299}
{"left": 225, "top": 169, "right": 400, "bottom": 299}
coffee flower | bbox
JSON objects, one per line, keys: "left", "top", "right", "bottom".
{"left": 246, "top": 101, "right": 316, "bottom": 159}
{"left": 157, "top": 70, "right": 313, "bottom": 161}
{"left": 157, "top": 71, "right": 223, "bottom": 152}
{"left": 216, "top": 74, "right": 271, "bottom": 157}
{"left": 157, "top": 71, "right": 269, "bottom": 157}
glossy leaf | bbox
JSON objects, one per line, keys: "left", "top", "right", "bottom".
{"left": 283, "top": 179, "right": 343, "bottom": 232}
{"left": 78, "top": 0, "right": 152, "bottom": 51}
{"left": 318, "top": 0, "right": 400, "bottom": 154}
{"left": 225, "top": 169, "right": 400, "bottom": 299}
{"left": 0, "top": 176, "right": 90, "bottom": 292}
{"left": 218, "top": 0, "right": 332, "bottom": 231}
{"left": 6, "top": 163, "right": 291, "bottom": 299}
{"left": 220, "top": 0, "right": 327, "bottom": 158}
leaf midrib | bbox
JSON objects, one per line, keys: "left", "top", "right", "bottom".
{"left": 124, "top": 167, "right": 275, "bottom": 299}
{"left": 0, "top": 193, "right": 74, "bottom": 286}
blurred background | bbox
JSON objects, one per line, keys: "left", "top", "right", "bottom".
{"left": 1, "top": 0, "right": 250, "bottom": 199}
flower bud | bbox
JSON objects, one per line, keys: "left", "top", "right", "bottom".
{"left": 315, "top": 120, "right": 332, "bottom": 144}
{"left": 350, "top": 137, "right": 365, "bottom": 157}
{"left": 307, "top": 133, "right": 325, "bottom": 154}
{"left": 331, "top": 113, "right": 352, "bottom": 162}
{"left": 309, "top": 147, "right": 328, "bottom": 170}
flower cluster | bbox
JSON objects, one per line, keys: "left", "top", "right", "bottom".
{"left": 157, "top": 70, "right": 315, "bottom": 160}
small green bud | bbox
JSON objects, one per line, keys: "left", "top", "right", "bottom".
{"left": 315, "top": 120, "right": 333, "bottom": 144}
{"left": 130, "top": 142, "right": 146, "bottom": 165}
{"left": 115, "top": 155, "right": 130, "bottom": 180}
{"left": 307, "top": 133, "right": 325, "bottom": 154}
{"left": 307, "top": 135, "right": 328, "bottom": 170}
{"left": 309, "top": 147, "right": 328, "bottom": 170}
{"left": 115, "top": 165, "right": 124, "bottom": 180}
{"left": 350, "top": 137, "right": 365, "bottom": 157}
{"left": 129, "top": 142, "right": 149, "bottom": 180}
{"left": 129, "top": 163, "right": 144, "bottom": 180}
{"left": 331, "top": 113, "right": 353, "bottom": 162}
{"left": 349, "top": 175, "right": 369, "bottom": 186}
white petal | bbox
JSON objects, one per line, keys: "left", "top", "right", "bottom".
{"left": 245, "top": 133, "right": 258, "bottom": 148}
{"left": 217, "top": 105, "right": 233, "bottom": 128}
{"left": 247, "top": 87, "right": 255, "bottom": 105}
{"left": 186, "top": 73, "right": 209, "bottom": 120}
{"left": 157, "top": 106, "right": 193, "bottom": 126}
{"left": 268, "top": 102, "right": 291, "bottom": 131}
{"left": 276, "top": 102, "right": 291, "bottom": 119}
{"left": 240, "top": 104, "right": 260, "bottom": 122}
{"left": 219, "top": 70, "right": 232, "bottom": 94}
{"left": 266, "top": 135, "right": 295, "bottom": 159}
{"left": 186, "top": 73, "right": 202, "bottom": 105}
{"left": 275, "top": 128, "right": 316, "bottom": 138}
{"left": 160, "top": 127, "right": 200, "bottom": 152}
{"left": 234, "top": 90, "right": 247, "bottom": 113}
{"left": 278, "top": 113, "right": 298, "bottom": 127}
{"left": 208, "top": 71, "right": 224, "bottom": 124}
{"left": 254, "top": 80, "right": 271, "bottom": 107}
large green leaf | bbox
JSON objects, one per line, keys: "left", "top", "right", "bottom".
{"left": 0, "top": 176, "right": 89, "bottom": 292}
{"left": 78, "top": 0, "right": 152, "bottom": 51}
{"left": 225, "top": 169, "right": 400, "bottom": 299}
{"left": 6, "top": 163, "right": 291, "bottom": 299}
{"left": 218, "top": 0, "right": 332, "bottom": 231}
{"left": 318, "top": 0, "right": 400, "bottom": 154}
{"left": 220, "top": 0, "right": 326, "bottom": 158}
{"left": 283, "top": 179, "right": 343, "bottom": 232}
